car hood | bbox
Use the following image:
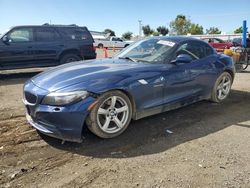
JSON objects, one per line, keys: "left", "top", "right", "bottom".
{"left": 31, "top": 59, "right": 159, "bottom": 92}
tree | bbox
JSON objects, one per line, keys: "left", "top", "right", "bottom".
{"left": 104, "top": 29, "right": 115, "bottom": 36}
{"left": 206, "top": 27, "right": 221, "bottom": 34}
{"left": 122, "top": 31, "right": 133, "bottom": 40}
{"left": 170, "top": 15, "right": 191, "bottom": 35}
{"left": 142, "top": 25, "right": 154, "bottom": 36}
{"left": 156, "top": 26, "right": 169, "bottom": 36}
{"left": 152, "top": 31, "right": 160, "bottom": 36}
{"left": 234, "top": 26, "right": 243, "bottom": 34}
{"left": 189, "top": 24, "right": 203, "bottom": 35}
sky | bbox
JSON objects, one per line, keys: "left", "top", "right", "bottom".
{"left": 0, "top": 0, "right": 249, "bottom": 36}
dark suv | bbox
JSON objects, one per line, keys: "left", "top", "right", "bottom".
{"left": 0, "top": 24, "right": 96, "bottom": 70}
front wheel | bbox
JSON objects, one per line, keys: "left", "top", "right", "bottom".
{"left": 211, "top": 72, "right": 232, "bottom": 103}
{"left": 86, "top": 91, "right": 132, "bottom": 138}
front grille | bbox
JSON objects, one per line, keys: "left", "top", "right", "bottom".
{"left": 24, "top": 91, "right": 37, "bottom": 105}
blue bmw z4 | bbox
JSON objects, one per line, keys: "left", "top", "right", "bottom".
{"left": 23, "top": 37, "right": 235, "bottom": 142}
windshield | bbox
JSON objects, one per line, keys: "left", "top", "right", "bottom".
{"left": 114, "top": 38, "right": 176, "bottom": 63}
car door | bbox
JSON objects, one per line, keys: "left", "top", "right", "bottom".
{"left": 0, "top": 27, "right": 35, "bottom": 69}
{"left": 162, "top": 63, "right": 195, "bottom": 105}
{"left": 182, "top": 41, "right": 218, "bottom": 98}
{"left": 162, "top": 41, "right": 214, "bottom": 105}
{"left": 33, "top": 27, "right": 62, "bottom": 66}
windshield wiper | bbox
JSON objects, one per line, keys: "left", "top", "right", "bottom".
{"left": 118, "top": 57, "right": 138, "bottom": 62}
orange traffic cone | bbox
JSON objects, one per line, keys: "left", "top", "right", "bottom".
{"left": 104, "top": 47, "right": 108, "bottom": 58}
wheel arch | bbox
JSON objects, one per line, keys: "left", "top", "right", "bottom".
{"left": 89, "top": 88, "right": 137, "bottom": 120}
{"left": 115, "top": 89, "right": 137, "bottom": 120}
{"left": 58, "top": 49, "right": 82, "bottom": 60}
{"left": 224, "top": 69, "right": 235, "bottom": 81}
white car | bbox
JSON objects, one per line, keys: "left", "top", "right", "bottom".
{"left": 94, "top": 36, "right": 132, "bottom": 48}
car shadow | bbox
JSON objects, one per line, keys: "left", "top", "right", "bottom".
{"left": 40, "top": 89, "right": 250, "bottom": 158}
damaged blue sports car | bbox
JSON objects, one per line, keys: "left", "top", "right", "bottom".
{"left": 23, "top": 37, "right": 235, "bottom": 142}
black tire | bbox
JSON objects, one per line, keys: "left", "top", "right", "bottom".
{"left": 124, "top": 44, "right": 129, "bottom": 48}
{"left": 210, "top": 72, "right": 232, "bottom": 103}
{"left": 243, "top": 63, "right": 249, "bottom": 70}
{"left": 98, "top": 43, "right": 104, "bottom": 49}
{"left": 86, "top": 90, "right": 132, "bottom": 138}
{"left": 239, "top": 49, "right": 249, "bottom": 70}
{"left": 60, "top": 53, "right": 81, "bottom": 64}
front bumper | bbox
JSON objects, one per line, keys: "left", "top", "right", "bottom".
{"left": 23, "top": 81, "right": 96, "bottom": 142}
{"left": 24, "top": 97, "right": 96, "bottom": 143}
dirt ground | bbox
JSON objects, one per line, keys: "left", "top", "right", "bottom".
{"left": 0, "top": 53, "right": 250, "bottom": 187}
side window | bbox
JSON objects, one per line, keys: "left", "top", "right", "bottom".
{"left": 175, "top": 42, "right": 200, "bottom": 60}
{"left": 213, "top": 39, "right": 219, "bottom": 43}
{"left": 35, "top": 28, "right": 60, "bottom": 42}
{"left": 8, "top": 28, "right": 33, "bottom": 42}
{"left": 213, "top": 38, "right": 223, "bottom": 43}
{"left": 175, "top": 41, "right": 211, "bottom": 60}
{"left": 204, "top": 43, "right": 214, "bottom": 56}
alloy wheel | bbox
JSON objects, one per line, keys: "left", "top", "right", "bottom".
{"left": 216, "top": 74, "right": 231, "bottom": 100}
{"left": 97, "top": 96, "right": 129, "bottom": 134}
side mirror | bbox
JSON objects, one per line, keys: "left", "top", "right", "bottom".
{"left": 2, "top": 35, "right": 10, "bottom": 43}
{"left": 172, "top": 54, "right": 193, "bottom": 64}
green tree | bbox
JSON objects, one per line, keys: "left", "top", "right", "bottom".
{"left": 189, "top": 24, "right": 203, "bottom": 35}
{"left": 234, "top": 26, "right": 243, "bottom": 34}
{"left": 170, "top": 15, "right": 191, "bottom": 35}
{"left": 152, "top": 31, "right": 160, "bottom": 36}
{"left": 156, "top": 26, "right": 169, "bottom": 36}
{"left": 122, "top": 31, "right": 133, "bottom": 40}
{"left": 206, "top": 27, "right": 221, "bottom": 34}
{"left": 142, "top": 25, "right": 154, "bottom": 36}
{"left": 104, "top": 29, "right": 115, "bottom": 36}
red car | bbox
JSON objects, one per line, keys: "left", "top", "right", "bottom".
{"left": 202, "top": 38, "right": 233, "bottom": 52}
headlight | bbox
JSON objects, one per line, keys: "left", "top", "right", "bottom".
{"left": 42, "top": 90, "right": 88, "bottom": 106}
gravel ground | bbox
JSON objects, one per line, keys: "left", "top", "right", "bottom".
{"left": 0, "top": 55, "right": 250, "bottom": 188}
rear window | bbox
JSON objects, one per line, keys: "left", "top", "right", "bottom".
{"left": 60, "top": 28, "right": 91, "bottom": 41}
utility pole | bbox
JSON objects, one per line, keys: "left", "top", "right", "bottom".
{"left": 138, "top": 20, "right": 142, "bottom": 37}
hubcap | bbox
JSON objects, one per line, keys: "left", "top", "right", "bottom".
{"left": 97, "top": 96, "right": 129, "bottom": 133}
{"left": 217, "top": 75, "right": 231, "bottom": 100}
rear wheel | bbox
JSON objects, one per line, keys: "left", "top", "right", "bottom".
{"left": 86, "top": 91, "right": 132, "bottom": 138}
{"left": 211, "top": 72, "right": 232, "bottom": 103}
{"left": 60, "top": 53, "right": 81, "bottom": 64}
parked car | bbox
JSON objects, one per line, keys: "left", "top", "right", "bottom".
{"left": 202, "top": 37, "right": 233, "bottom": 51}
{"left": 23, "top": 37, "right": 235, "bottom": 142}
{"left": 0, "top": 24, "right": 96, "bottom": 70}
{"left": 232, "top": 38, "right": 242, "bottom": 47}
{"left": 232, "top": 37, "right": 250, "bottom": 48}
{"left": 94, "top": 36, "right": 132, "bottom": 48}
